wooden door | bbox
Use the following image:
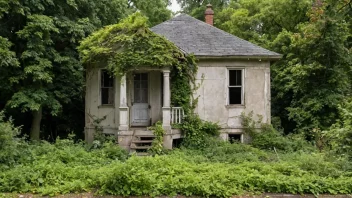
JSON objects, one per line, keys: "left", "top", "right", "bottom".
{"left": 131, "top": 73, "right": 149, "bottom": 126}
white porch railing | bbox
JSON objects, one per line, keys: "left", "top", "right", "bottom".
{"left": 171, "top": 107, "right": 185, "bottom": 124}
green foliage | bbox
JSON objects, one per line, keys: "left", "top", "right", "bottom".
{"left": 89, "top": 115, "right": 117, "bottom": 149}
{"left": 130, "top": 0, "right": 171, "bottom": 26}
{"left": 98, "top": 152, "right": 352, "bottom": 197}
{"left": 0, "top": 0, "right": 131, "bottom": 139}
{"left": 0, "top": 37, "right": 19, "bottom": 68}
{"left": 241, "top": 112, "right": 313, "bottom": 152}
{"left": 148, "top": 121, "right": 165, "bottom": 155}
{"left": 322, "top": 99, "right": 352, "bottom": 157}
{"left": 271, "top": 0, "right": 352, "bottom": 134}
{"left": 0, "top": 138, "right": 128, "bottom": 195}
{"left": 79, "top": 12, "right": 198, "bottom": 112}
{"left": 1, "top": 134, "right": 352, "bottom": 196}
{"left": 173, "top": 137, "right": 271, "bottom": 163}
{"left": 177, "top": 0, "right": 230, "bottom": 20}
{"left": 0, "top": 111, "right": 21, "bottom": 165}
{"left": 181, "top": 115, "right": 221, "bottom": 148}
{"left": 184, "top": 0, "right": 352, "bottom": 137}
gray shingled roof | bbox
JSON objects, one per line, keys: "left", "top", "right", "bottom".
{"left": 151, "top": 14, "right": 281, "bottom": 58}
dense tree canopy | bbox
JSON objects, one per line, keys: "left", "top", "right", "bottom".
{"left": 0, "top": 0, "right": 171, "bottom": 140}
{"left": 179, "top": 0, "right": 352, "bottom": 136}
{"left": 0, "top": 0, "right": 351, "bottom": 140}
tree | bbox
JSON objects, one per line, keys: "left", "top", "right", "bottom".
{"left": 130, "top": 0, "right": 172, "bottom": 26}
{"left": 177, "top": 0, "right": 229, "bottom": 20}
{"left": 0, "top": 0, "right": 130, "bottom": 140}
{"left": 203, "top": 0, "right": 352, "bottom": 135}
{"left": 269, "top": 0, "right": 352, "bottom": 135}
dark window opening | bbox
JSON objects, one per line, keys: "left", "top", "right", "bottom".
{"left": 101, "top": 70, "right": 114, "bottom": 105}
{"left": 172, "top": 138, "right": 184, "bottom": 148}
{"left": 229, "top": 134, "right": 242, "bottom": 143}
{"left": 229, "top": 70, "right": 242, "bottom": 104}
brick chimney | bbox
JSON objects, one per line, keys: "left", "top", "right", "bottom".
{"left": 204, "top": 4, "right": 214, "bottom": 26}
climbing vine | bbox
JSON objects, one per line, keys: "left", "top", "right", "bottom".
{"left": 148, "top": 121, "right": 165, "bottom": 155}
{"left": 78, "top": 13, "right": 219, "bottom": 150}
{"left": 78, "top": 12, "right": 198, "bottom": 112}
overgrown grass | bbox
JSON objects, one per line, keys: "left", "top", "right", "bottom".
{"left": 1, "top": 114, "right": 352, "bottom": 197}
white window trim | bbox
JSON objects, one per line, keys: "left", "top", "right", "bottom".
{"left": 227, "top": 68, "right": 245, "bottom": 106}
{"left": 99, "top": 69, "right": 115, "bottom": 106}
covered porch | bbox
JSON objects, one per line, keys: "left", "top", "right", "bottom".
{"left": 116, "top": 68, "right": 184, "bottom": 150}
{"left": 118, "top": 68, "right": 184, "bottom": 130}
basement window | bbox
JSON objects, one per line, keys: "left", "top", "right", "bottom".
{"left": 228, "top": 134, "right": 242, "bottom": 143}
{"left": 101, "top": 69, "right": 114, "bottom": 105}
{"left": 228, "top": 70, "right": 243, "bottom": 105}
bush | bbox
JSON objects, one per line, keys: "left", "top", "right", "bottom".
{"left": 0, "top": 136, "right": 351, "bottom": 196}
{"left": 1, "top": 113, "right": 351, "bottom": 197}
{"left": 322, "top": 99, "right": 352, "bottom": 158}
{"left": 240, "top": 112, "right": 314, "bottom": 152}
{"left": 172, "top": 137, "right": 271, "bottom": 164}
{"left": 148, "top": 121, "right": 165, "bottom": 155}
{"left": 0, "top": 112, "right": 22, "bottom": 166}
{"left": 98, "top": 154, "right": 352, "bottom": 197}
{"left": 0, "top": 137, "right": 128, "bottom": 196}
{"left": 181, "top": 115, "right": 220, "bottom": 148}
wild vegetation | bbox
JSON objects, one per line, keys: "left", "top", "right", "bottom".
{"left": 1, "top": 113, "right": 352, "bottom": 197}
{"left": 0, "top": 0, "right": 171, "bottom": 140}
{"left": 78, "top": 13, "right": 198, "bottom": 113}
{"left": 1, "top": 0, "right": 352, "bottom": 197}
{"left": 0, "top": 0, "right": 351, "bottom": 141}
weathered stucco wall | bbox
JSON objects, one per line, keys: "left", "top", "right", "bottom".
{"left": 85, "top": 69, "right": 162, "bottom": 132}
{"left": 85, "top": 60, "right": 271, "bottom": 143}
{"left": 85, "top": 68, "right": 120, "bottom": 132}
{"left": 194, "top": 59, "right": 271, "bottom": 133}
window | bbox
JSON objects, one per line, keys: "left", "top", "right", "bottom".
{"left": 228, "top": 134, "right": 242, "bottom": 143}
{"left": 228, "top": 70, "right": 243, "bottom": 105}
{"left": 133, "top": 73, "right": 148, "bottom": 103}
{"left": 101, "top": 70, "right": 114, "bottom": 105}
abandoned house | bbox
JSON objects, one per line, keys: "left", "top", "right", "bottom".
{"left": 84, "top": 5, "right": 281, "bottom": 152}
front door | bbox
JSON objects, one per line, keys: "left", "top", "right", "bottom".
{"left": 131, "top": 73, "right": 150, "bottom": 126}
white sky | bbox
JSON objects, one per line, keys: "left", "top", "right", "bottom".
{"left": 167, "top": 0, "right": 181, "bottom": 12}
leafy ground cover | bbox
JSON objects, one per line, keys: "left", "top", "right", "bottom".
{"left": 1, "top": 139, "right": 351, "bottom": 197}
{"left": 1, "top": 114, "right": 352, "bottom": 197}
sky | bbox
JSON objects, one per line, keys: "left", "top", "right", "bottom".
{"left": 167, "top": 0, "right": 181, "bottom": 12}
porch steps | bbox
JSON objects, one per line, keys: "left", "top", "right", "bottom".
{"left": 129, "top": 130, "right": 155, "bottom": 156}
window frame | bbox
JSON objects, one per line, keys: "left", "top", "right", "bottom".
{"left": 100, "top": 69, "right": 115, "bottom": 106}
{"left": 227, "top": 68, "right": 245, "bottom": 106}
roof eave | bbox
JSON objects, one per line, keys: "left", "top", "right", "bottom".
{"left": 195, "top": 54, "right": 283, "bottom": 61}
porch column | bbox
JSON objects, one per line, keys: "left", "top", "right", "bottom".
{"left": 119, "top": 74, "right": 129, "bottom": 131}
{"left": 162, "top": 69, "right": 171, "bottom": 129}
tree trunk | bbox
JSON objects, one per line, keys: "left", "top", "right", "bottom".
{"left": 30, "top": 106, "right": 42, "bottom": 140}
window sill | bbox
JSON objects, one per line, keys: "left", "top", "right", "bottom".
{"left": 98, "top": 105, "right": 115, "bottom": 108}
{"left": 226, "top": 104, "right": 245, "bottom": 109}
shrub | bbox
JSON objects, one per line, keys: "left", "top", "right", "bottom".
{"left": 98, "top": 154, "right": 352, "bottom": 197}
{"left": 172, "top": 137, "right": 271, "bottom": 164}
{"left": 0, "top": 112, "right": 22, "bottom": 166}
{"left": 240, "top": 112, "right": 314, "bottom": 152}
{"left": 148, "top": 121, "right": 165, "bottom": 155}
{"left": 0, "top": 137, "right": 128, "bottom": 196}
{"left": 1, "top": 137, "right": 352, "bottom": 196}
{"left": 181, "top": 115, "right": 220, "bottom": 149}
{"left": 322, "top": 99, "right": 352, "bottom": 158}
